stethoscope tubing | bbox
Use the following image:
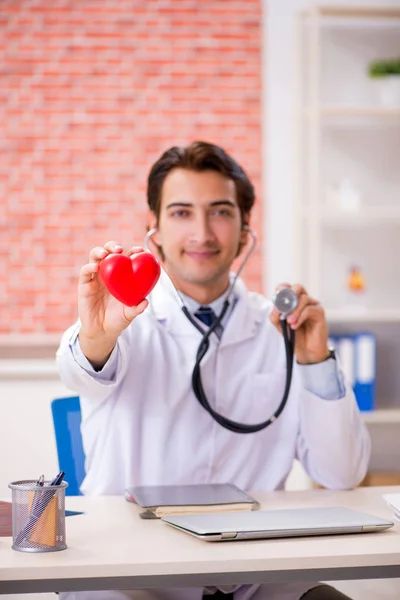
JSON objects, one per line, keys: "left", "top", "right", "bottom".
{"left": 144, "top": 227, "right": 295, "bottom": 434}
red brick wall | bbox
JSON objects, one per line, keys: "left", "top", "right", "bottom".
{"left": 1, "top": 0, "right": 263, "bottom": 335}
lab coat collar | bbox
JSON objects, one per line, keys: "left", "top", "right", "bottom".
{"left": 148, "top": 268, "right": 267, "bottom": 346}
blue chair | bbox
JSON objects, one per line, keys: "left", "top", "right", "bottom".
{"left": 51, "top": 396, "right": 86, "bottom": 496}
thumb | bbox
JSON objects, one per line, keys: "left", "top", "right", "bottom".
{"left": 122, "top": 299, "right": 149, "bottom": 323}
{"left": 269, "top": 306, "right": 282, "bottom": 333}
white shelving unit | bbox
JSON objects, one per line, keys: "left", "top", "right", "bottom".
{"left": 326, "top": 308, "right": 400, "bottom": 324}
{"left": 362, "top": 409, "right": 400, "bottom": 425}
{"left": 304, "top": 106, "right": 400, "bottom": 116}
{"left": 295, "top": 5, "right": 400, "bottom": 323}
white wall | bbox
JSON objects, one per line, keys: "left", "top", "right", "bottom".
{"left": 262, "top": 0, "right": 400, "bottom": 296}
{"left": 0, "top": 363, "right": 70, "bottom": 499}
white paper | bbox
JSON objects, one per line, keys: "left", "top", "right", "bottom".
{"left": 382, "top": 493, "right": 400, "bottom": 518}
{"left": 338, "top": 337, "right": 355, "bottom": 387}
{"left": 356, "top": 334, "right": 376, "bottom": 384}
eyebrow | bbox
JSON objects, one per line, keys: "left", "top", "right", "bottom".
{"left": 165, "top": 200, "right": 237, "bottom": 209}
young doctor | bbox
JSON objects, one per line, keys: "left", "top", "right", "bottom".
{"left": 57, "top": 141, "right": 371, "bottom": 600}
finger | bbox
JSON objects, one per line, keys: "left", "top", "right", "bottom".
{"left": 269, "top": 306, "right": 283, "bottom": 333}
{"left": 291, "top": 304, "right": 325, "bottom": 330}
{"left": 274, "top": 282, "right": 292, "bottom": 292}
{"left": 291, "top": 283, "right": 308, "bottom": 297}
{"left": 126, "top": 246, "right": 145, "bottom": 257}
{"left": 270, "top": 310, "right": 296, "bottom": 337}
{"left": 287, "top": 295, "right": 318, "bottom": 325}
{"left": 103, "top": 240, "right": 124, "bottom": 253}
{"left": 79, "top": 262, "right": 100, "bottom": 284}
{"left": 122, "top": 299, "right": 149, "bottom": 323}
{"left": 89, "top": 246, "right": 109, "bottom": 263}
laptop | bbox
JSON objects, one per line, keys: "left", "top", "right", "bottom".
{"left": 161, "top": 506, "right": 394, "bottom": 541}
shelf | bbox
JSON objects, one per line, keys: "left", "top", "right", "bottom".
{"left": 302, "top": 6, "right": 400, "bottom": 19}
{"left": 320, "top": 207, "right": 400, "bottom": 227}
{"left": 362, "top": 409, "right": 400, "bottom": 425}
{"left": 304, "top": 106, "right": 400, "bottom": 118}
{"left": 298, "top": 208, "right": 400, "bottom": 226}
{"left": 0, "top": 359, "right": 59, "bottom": 379}
{"left": 326, "top": 309, "right": 400, "bottom": 323}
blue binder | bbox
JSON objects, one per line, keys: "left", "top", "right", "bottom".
{"left": 330, "top": 331, "right": 376, "bottom": 412}
{"left": 353, "top": 332, "right": 376, "bottom": 412}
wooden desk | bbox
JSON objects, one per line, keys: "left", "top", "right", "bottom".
{"left": 1, "top": 486, "right": 400, "bottom": 595}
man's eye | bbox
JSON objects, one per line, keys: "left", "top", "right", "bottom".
{"left": 213, "top": 209, "right": 232, "bottom": 217}
{"left": 171, "top": 210, "right": 190, "bottom": 218}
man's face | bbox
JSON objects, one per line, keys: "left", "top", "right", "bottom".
{"left": 152, "top": 168, "right": 247, "bottom": 298}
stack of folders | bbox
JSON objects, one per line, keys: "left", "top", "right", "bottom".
{"left": 329, "top": 331, "right": 377, "bottom": 412}
{"left": 125, "top": 483, "right": 259, "bottom": 519}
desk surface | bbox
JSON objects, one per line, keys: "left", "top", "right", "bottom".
{"left": 1, "top": 486, "right": 400, "bottom": 595}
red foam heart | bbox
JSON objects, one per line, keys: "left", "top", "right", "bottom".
{"left": 99, "top": 252, "right": 161, "bottom": 307}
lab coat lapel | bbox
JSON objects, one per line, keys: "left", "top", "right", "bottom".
{"left": 219, "top": 279, "right": 267, "bottom": 348}
{"left": 148, "top": 270, "right": 203, "bottom": 337}
{"left": 148, "top": 270, "right": 268, "bottom": 343}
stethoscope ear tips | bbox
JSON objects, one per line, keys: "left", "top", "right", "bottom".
{"left": 272, "top": 287, "right": 298, "bottom": 317}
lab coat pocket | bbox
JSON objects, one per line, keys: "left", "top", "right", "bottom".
{"left": 246, "top": 369, "right": 291, "bottom": 434}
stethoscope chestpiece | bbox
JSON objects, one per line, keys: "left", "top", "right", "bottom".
{"left": 272, "top": 287, "right": 298, "bottom": 318}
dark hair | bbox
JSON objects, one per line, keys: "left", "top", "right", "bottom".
{"left": 147, "top": 141, "right": 255, "bottom": 223}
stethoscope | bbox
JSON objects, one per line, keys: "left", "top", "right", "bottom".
{"left": 144, "top": 227, "right": 298, "bottom": 434}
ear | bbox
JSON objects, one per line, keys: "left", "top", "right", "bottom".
{"left": 240, "top": 214, "right": 251, "bottom": 246}
{"left": 147, "top": 211, "right": 165, "bottom": 261}
{"left": 148, "top": 211, "right": 161, "bottom": 245}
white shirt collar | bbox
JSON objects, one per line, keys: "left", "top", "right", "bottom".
{"left": 149, "top": 270, "right": 240, "bottom": 329}
{"left": 148, "top": 269, "right": 267, "bottom": 346}
{"left": 179, "top": 281, "right": 233, "bottom": 317}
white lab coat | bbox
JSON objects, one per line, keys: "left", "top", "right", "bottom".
{"left": 56, "top": 274, "right": 371, "bottom": 600}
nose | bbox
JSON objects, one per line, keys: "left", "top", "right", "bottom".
{"left": 191, "top": 212, "right": 216, "bottom": 245}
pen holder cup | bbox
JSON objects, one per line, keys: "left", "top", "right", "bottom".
{"left": 8, "top": 480, "right": 68, "bottom": 552}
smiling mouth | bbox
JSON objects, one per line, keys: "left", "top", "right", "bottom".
{"left": 185, "top": 250, "right": 219, "bottom": 260}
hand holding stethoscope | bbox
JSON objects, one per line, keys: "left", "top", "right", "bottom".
{"left": 189, "top": 282, "right": 331, "bottom": 435}
{"left": 270, "top": 283, "right": 332, "bottom": 366}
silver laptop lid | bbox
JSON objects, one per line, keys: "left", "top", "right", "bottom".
{"left": 162, "top": 507, "right": 393, "bottom": 539}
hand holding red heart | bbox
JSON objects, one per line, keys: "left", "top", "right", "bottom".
{"left": 78, "top": 241, "right": 160, "bottom": 370}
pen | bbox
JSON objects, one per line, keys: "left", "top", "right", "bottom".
{"left": 31, "top": 474, "right": 45, "bottom": 513}
{"left": 48, "top": 471, "right": 65, "bottom": 487}
{"left": 15, "top": 471, "right": 66, "bottom": 545}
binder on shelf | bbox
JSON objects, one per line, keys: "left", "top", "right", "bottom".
{"left": 353, "top": 332, "right": 376, "bottom": 412}
{"left": 330, "top": 331, "right": 376, "bottom": 412}
{"left": 338, "top": 336, "right": 355, "bottom": 389}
